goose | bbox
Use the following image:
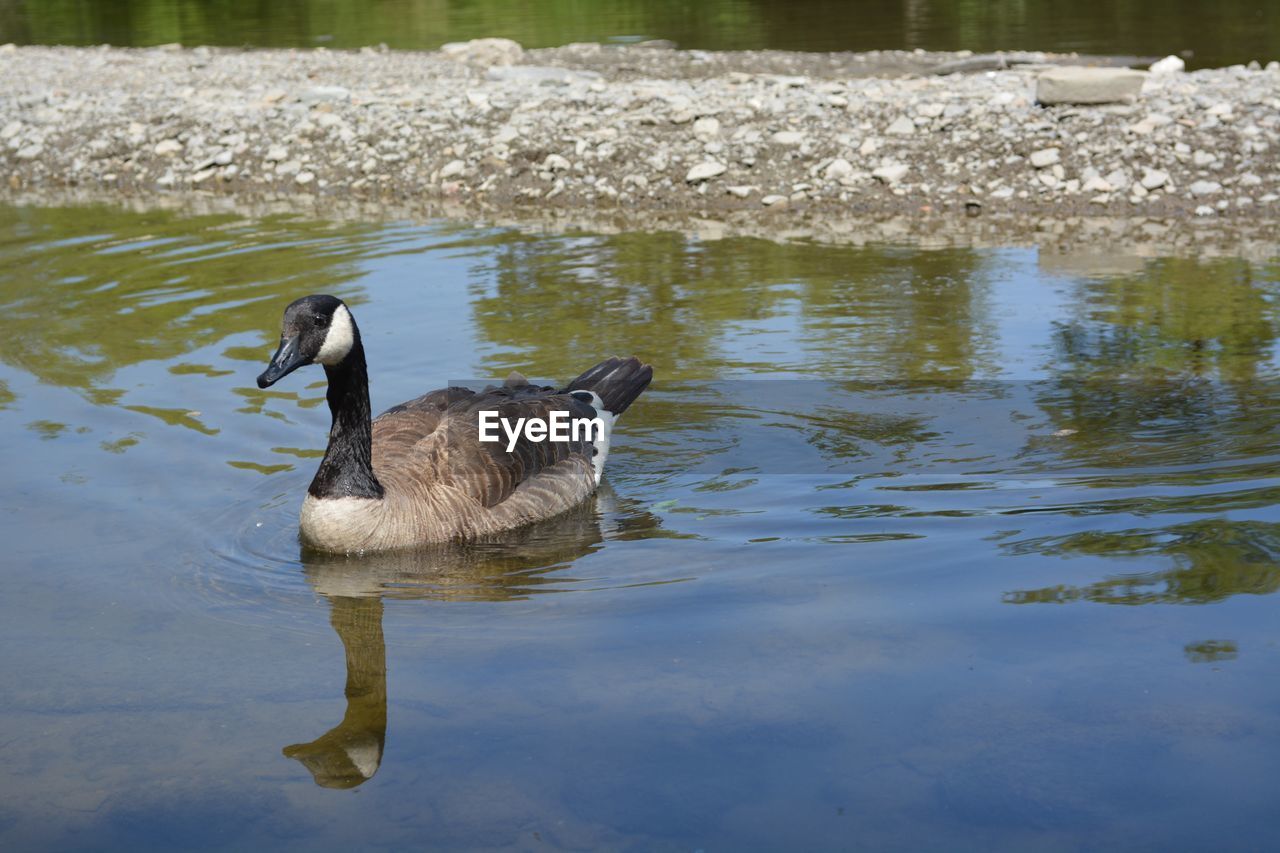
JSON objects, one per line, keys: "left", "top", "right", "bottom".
{"left": 256, "top": 294, "right": 652, "bottom": 553}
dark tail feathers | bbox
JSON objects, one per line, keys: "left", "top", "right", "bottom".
{"left": 566, "top": 356, "right": 653, "bottom": 416}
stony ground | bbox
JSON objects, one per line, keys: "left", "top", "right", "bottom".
{"left": 1, "top": 40, "right": 1278, "bottom": 222}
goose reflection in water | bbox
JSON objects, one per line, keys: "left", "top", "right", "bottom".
{"left": 282, "top": 485, "right": 663, "bottom": 788}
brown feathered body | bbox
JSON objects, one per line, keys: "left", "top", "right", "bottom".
{"left": 300, "top": 384, "right": 601, "bottom": 551}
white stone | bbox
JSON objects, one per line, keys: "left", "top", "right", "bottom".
{"left": 542, "top": 153, "right": 571, "bottom": 171}
{"left": 1149, "top": 55, "right": 1185, "bottom": 74}
{"left": 761, "top": 194, "right": 788, "bottom": 206}
{"left": 771, "top": 130, "right": 804, "bottom": 146}
{"left": 1140, "top": 168, "right": 1168, "bottom": 190}
{"left": 726, "top": 185, "right": 756, "bottom": 198}
{"left": 872, "top": 163, "right": 909, "bottom": 184}
{"left": 439, "top": 38, "right": 523, "bottom": 67}
{"left": 823, "top": 158, "right": 853, "bottom": 180}
{"left": 885, "top": 116, "right": 915, "bottom": 136}
{"left": 265, "top": 145, "right": 288, "bottom": 162}
{"left": 439, "top": 159, "right": 466, "bottom": 179}
{"left": 685, "top": 161, "right": 727, "bottom": 183}
{"left": 1081, "top": 176, "right": 1113, "bottom": 193}
{"left": 1189, "top": 180, "right": 1221, "bottom": 196}
{"left": 693, "top": 117, "right": 721, "bottom": 140}
{"left": 1029, "top": 147, "right": 1060, "bottom": 169}
{"left": 154, "top": 139, "right": 182, "bottom": 156}
{"left": 295, "top": 171, "right": 315, "bottom": 185}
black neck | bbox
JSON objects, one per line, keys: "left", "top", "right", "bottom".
{"left": 308, "top": 337, "right": 384, "bottom": 500}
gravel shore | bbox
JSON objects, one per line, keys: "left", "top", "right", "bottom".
{"left": 1, "top": 40, "right": 1278, "bottom": 222}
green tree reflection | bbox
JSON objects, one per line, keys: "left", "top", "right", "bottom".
{"left": 1004, "top": 520, "right": 1280, "bottom": 606}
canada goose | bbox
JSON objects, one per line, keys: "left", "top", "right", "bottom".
{"left": 256, "top": 294, "right": 653, "bottom": 553}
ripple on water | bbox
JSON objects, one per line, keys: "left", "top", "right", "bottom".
{"left": 182, "top": 472, "right": 695, "bottom": 638}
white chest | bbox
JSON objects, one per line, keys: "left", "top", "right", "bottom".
{"left": 300, "top": 494, "right": 384, "bottom": 553}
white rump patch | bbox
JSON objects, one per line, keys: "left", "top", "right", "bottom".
{"left": 583, "top": 390, "right": 617, "bottom": 485}
{"left": 316, "top": 304, "right": 355, "bottom": 365}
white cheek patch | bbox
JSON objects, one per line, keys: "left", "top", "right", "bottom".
{"left": 316, "top": 304, "right": 354, "bottom": 365}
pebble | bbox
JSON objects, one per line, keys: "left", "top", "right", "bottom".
{"left": 1189, "top": 180, "right": 1222, "bottom": 196}
{"left": 440, "top": 159, "right": 467, "bottom": 179}
{"left": 1029, "top": 148, "right": 1060, "bottom": 169}
{"left": 542, "top": 154, "right": 571, "bottom": 171}
{"left": 693, "top": 117, "right": 720, "bottom": 140}
{"left": 761, "top": 194, "right": 788, "bottom": 206}
{"left": 154, "top": 139, "right": 182, "bottom": 156}
{"left": 686, "top": 161, "right": 727, "bottom": 183}
{"left": 823, "top": 158, "right": 853, "bottom": 181}
{"left": 886, "top": 116, "right": 915, "bottom": 135}
{"left": 771, "top": 130, "right": 804, "bottom": 146}
{"left": 872, "top": 163, "right": 909, "bottom": 184}
{"left": 1140, "top": 168, "right": 1169, "bottom": 190}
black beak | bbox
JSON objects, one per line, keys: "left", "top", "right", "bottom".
{"left": 257, "top": 336, "right": 307, "bottom": 388}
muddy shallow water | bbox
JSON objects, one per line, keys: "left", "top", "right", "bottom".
{"left": 1, "top": 202, "right": 1278, "bottom": 850}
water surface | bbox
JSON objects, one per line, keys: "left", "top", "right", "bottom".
{"left": 1, "top": 203, "right": 1279, "bottom": 849}
{"left": 2, "top": 0, "right": 1278, "bottom": 69}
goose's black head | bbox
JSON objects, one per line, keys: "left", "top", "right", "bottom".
{"left": 257, "top": 294, "right": 357, "bottom": 388}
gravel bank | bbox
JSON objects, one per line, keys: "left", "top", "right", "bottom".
{"left": 1, "top": 41, "right": 1278, "bottom": 221}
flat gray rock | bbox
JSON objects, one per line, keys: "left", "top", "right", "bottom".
{"left": 1036, "top": 67, "right": 1145, "bottom": 105}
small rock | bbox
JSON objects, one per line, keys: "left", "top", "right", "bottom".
{"left": 1140, "top": 168, "right": 1168, "bottom": 190}
{"left": 771, "top": 130, "right": 804, "bottom": 146}
{"left": 1103, "top": 169, "right": 1129, "bottom": 191}
{"left": 1189, "top": 180, "right": 1221, "bottom": 196}
{"left": 440, "top": 159, "right": 467, "bottom": 179}
{"left": 1029, "top": 147, "right": 1060, "bottom": 169}
{"left": 1192, "top": 150, "right": 1215, "bottom": 167}
{"left": 1194, "top": 205, "right": 1215, "bottom": 216}
{"left": 439, "top": 37, "right": 524, "bottom": 67}
{"left": 0, "top": 120, "right": 22, "bottom": 140}
{"left": 872, "top": 164, "right": 909, "bottom": 184}
{"left": 295, "top": 171, "right": 315, "bottom": 185}
{"left": 542, "top": 154, "right": 571, "bottom": 171}
{"left": 685, "top": 161, "right": 727, "bottom": 183}
{"left": 726, "top": 185, "right": 756, "bottom": 198}
{"left": 1239, "top": 173, "right": 1262, "bottom": 187}
{"left": 265, "top": 145, "right": 288, "bottom": 162}
{"left": 1149, "top": 55, "right": 1185, "bottom": 74}
{"left": 885, "top": 116, "right": 915, "bottom": 136}
{"left": 761, "top": 194, "right": 788, "bottom": 206}
{"left": 16, "top": 143, "right": 43, "bottom": 160}
{"left": 693, "top": 117, "right": 721, "bottom": 140}
{"left": 1081, "top": 176, "right": 1113, "bottom": 193}
{"left": 301, "top": 85, "right": 351, "bottom": 103}
{"left": 154, "top": 139, "right": 182, "bottom": 156}
{"left": 823, "top": 158, "right": 853, "bottom": 181}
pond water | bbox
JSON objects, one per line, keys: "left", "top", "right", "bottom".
{"left": 3, "top": 0, "right": 1279, "bottom": 70}
{"left": 1, "top": 202, "right": 1279, "bottom": 850}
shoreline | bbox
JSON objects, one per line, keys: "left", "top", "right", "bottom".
{"left": 2, "top": 41, "right": 1279, "bottom": 228}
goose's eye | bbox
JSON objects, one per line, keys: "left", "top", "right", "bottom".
{"left": 313, "top": 315, "right": 328, "bottom": 328}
